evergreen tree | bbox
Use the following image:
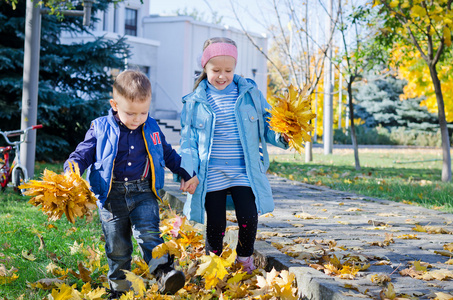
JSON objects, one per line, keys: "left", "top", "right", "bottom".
{"left": 0, "top": 0, "right": 129, "bottom": 161}
{"left": 353, "top": 74, "right": 405, "bottom": 128}
{"left": 353, "top": 72, "right": 441, "bottom": 132}
{"left": 395, "top": 97, "right": 439, "bottom": 132}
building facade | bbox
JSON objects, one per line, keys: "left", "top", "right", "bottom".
{"left": 60, "top": 0, "right": 268, "bottom": 120}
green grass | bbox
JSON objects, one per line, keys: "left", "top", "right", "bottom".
{"left": 0, "top": 195, "right": 105, "bottom": 299}
{"left": 269, "top": 148, "right": 453, "bottom": 212}
{"left": 0, "top": 162, "right": 106, "bottom": 299}
{"left": 0, "top": 162, "right": 154, "bottom": 299}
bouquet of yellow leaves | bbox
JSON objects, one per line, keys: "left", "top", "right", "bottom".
{"left": 267, "top": 85, "right": 316, "bottom": 154}
{"left": 19, "top": 162, "right": 97, "bottom": 223}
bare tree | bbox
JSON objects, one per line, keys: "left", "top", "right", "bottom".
{"left": 229, "top": 0, "right": 340, "bottom": 160}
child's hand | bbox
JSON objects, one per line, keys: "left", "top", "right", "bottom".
{"left": 183, "top": 176, "right": 199, "bottom": 195}
{"left": 282, "top": 133, "right": 290, "bottom": 143}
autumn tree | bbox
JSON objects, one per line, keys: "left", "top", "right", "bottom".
{"left": 394, "top": 45, "right": 453, "bottom": 122}
{"left": 336, "top": 2, "right": 385, "bottom": 170}
{"left": 230, "top": 0, "right": 338, "bottom": 160}
{"left": 374, "top": 0, "right": 453, "bottom": 182}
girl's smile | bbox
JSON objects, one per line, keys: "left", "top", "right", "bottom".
{"left": 205, "top": 56, "right": 236, "bottom": 90}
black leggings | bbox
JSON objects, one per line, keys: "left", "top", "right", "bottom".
{"left": 204, "top": 186, "right": 258, "bottom": 257}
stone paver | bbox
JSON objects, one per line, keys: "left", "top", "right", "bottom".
{"left": 160, "top": 170, "right": 453, "bottom": 300}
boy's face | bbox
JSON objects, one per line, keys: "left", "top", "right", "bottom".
{"left": 110, "top": 95, "right": 151, "bottom": 130}
{"left": 205, "top": 55, "right": 236, "bottom": 90}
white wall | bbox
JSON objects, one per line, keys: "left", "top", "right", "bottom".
{"left": 142, "top": 16, "right": 268, "bottom": 119}
{"left": 60, "top": 4, "right": 269, "bottom": 120}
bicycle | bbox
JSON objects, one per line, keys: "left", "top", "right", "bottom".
{"left": 0, "top": 125, "right": 43, "bottom": 194}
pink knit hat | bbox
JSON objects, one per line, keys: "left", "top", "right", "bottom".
{"left": 201, "top": 43, "right": 238, "bottom": 68}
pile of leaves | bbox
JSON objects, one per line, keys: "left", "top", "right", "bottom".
{"left": 19, "top": 163, "right": 97, "bottom": 223}
{"left": 18, "top": 207, "right": 299, "bottom": 299}
{"left": 267, "top": 84, "right": 316, "bottom": 153}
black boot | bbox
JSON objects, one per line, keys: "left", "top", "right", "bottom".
{"left": 153, "top": 255, "right": 185, "bottom": 295}
{"left": 107, "top": 289, "right": 126, "bottom": 300}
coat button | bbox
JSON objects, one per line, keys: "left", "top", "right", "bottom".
{"left": 251, "top": 117, "right": 255, "bottom": 120}
{"left": 199, "top": 124, "right": 203, "bottom": 127}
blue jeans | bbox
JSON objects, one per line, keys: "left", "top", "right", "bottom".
{"left": 99, "top": 180, "right": 168, "bottom": 292}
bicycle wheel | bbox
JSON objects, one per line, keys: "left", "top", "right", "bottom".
{"left": 13, "top": 168, "right": 25, "bottom": 195}
{"left": 0, "top": 173, "right": 6, "bottom": 192}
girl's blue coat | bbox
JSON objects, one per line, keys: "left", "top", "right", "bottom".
{"left": 179, "top": 75, "right": 289, "bottom": 223}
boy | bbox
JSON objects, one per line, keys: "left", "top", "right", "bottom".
{"left": 65, "top": 70, "right": 198, "bottom": 298}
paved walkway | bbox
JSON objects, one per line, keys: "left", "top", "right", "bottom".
{"left": 161, "top": 170, "right": 453, "bottom": 300}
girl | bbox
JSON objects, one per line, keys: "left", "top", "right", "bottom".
{"left": 179, "top": 37, "right": 289, "bottom": 273}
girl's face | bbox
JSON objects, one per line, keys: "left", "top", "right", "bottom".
{"left": 205, "top": 55, "right": 236, "bottom": 90}
{"left": 110, "top": 95, "right": 151, "bottom": 130}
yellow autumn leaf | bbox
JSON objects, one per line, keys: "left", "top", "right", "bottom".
{"left": 411, "top": 260, "right": 428, "bottom": 272}
{"left": 152, "top": 239, "right": 183, "bottom": 259}
{"left": 273, "top": 270, "right": 298, "bottom": 300}
{"left": 21, "top": 162, "right": 97, "bottom": 223}
{"left": 267, "top": 84, "right": 316, "bottom": 154}
{"left": 81, "top": 282, "right": 106, "bottom": 300}
{"left": 412, "top": 224, "right": 427, "bottom": 232}
{"left": 397, "top": 234, "right": 419, "bottom": 239}
{"left": 434, "top": 291, "right": 453, "bottom": 300}
{"left": 227, "top": 272, "right": 247, "bottom": 284}
{"left": 411, "top": 5, "right": 426, "bottom": 17}
{"left": 370, "top": 274, "right": 391, "bottom": 284}
{"left": 339, "top": 265, "right": 360, "bottom": 277}
{"left": 124, "top": 270, "right": 146, "bottom": 297}
{"left": 382, "top": 282, "right": 396, "bottom": 299}
{"left": 196, "top": 250, "right": 236, "bottom": 289}
{"left": 324, "top": 263, "right": 340, "bottom": 275}
{"left": 50, "top": 283, "right": 80, "bottom": 300}
{"left": 444, "top": 243, "right": 453, "bottom": 252}
{"left": 0, "top": 264, "right": 19, "bottom": 284}
{"left": 21, "top": 250, "right": 36, "bottom": 261}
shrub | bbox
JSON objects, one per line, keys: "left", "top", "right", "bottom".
{"left": 333, "top": 125, "right": 395, "bottom": 145}
{"left": 333, "top": 125, "right": 448, "bottom": 147}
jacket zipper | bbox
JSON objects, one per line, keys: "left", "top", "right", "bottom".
{"left": 142, "top": 127, "right": 162, "bottom": 202}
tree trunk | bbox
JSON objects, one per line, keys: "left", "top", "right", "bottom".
{"left": 305, "top": 141, "right": 313, "bottom": 162}
{"left": 428, "top": 64, "right": 452, "bottom": 182}
{"left": 347, "top": 81, "right": 361, "bottom": 170}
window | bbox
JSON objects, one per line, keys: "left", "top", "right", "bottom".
{"left": 113, "top": 7, "right": 118, "bottom": 33}
{"left": 194, "top": 70, "right": 202, "bottom": 84}
{"left": 103, "top": 10, "right": 108, "bottom": 31}
{"left": 128, "top": 65, "right": 150, "bottom": 78}
{"left": 125, "top": 8, "right": 138, "bottom": 36}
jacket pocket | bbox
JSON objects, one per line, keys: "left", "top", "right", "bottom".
{"left": 192, "top": 115, "right": 207, "bottom": 130}
{"left": 246, "top": 108, "right": 258, "bottom": 123}
{"left": 89, "top": 162, "right": 107, "bottom": 196}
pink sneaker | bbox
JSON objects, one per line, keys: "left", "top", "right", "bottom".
{"left": 236, "top": 256, "right": 256, "bottom": 274}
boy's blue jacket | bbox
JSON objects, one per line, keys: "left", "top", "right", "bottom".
{"left": 65, "top": 109, "right": 189, "bottom": 208}
{"left": 178, "top": 75, "right": 289, "bottom": 223}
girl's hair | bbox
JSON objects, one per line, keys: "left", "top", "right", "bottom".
{"left": 113, "top": 70, "right": 152, "bottom": 102}
{"left": 193, "top": 37, "right": 237, "bottom": 90}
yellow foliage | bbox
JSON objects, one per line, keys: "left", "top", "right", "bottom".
{"left": 124, "top": 270, "right": 146, "bottom": 297}
{"left": 20, "top": 162, "right": 97, "bottom": 223}
{"left": 0, "top": 264, "right": 19, "bottom": 284}
{"left": 152, "top": 240, "right": 183, "bottom": 259}
{"left": 50, "top": 283, "right": 78, "bottom": 300}
{"left": 382, "top": 0, "right": 453, "bottom": 122}
{"left": 195, "top": 250, "right": 236, "bottom": 289}
{"left": 267, "top": 84, "right": 316, "bottom": 153}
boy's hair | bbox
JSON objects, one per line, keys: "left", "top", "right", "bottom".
{"left": 113, "top": 70, "right": 152, "bottom": 102}
{"left": 194, "top": 37, "right": 237, "bottom": 90}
